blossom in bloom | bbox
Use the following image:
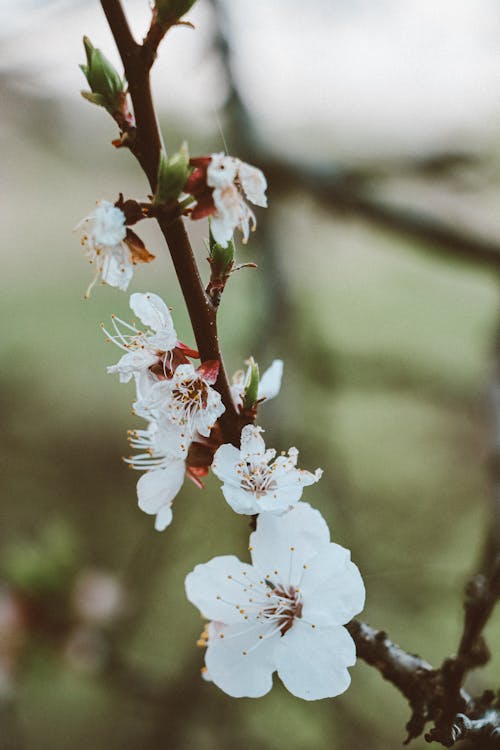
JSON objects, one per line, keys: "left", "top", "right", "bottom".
{"left": 212, "top": 425, "right": 322, "bottom": 515}
{"left": 230, "top": 359, "right": 284, "bottom": 410}
{"left": 185, "top": 154, "right": 267, "bottom": 248}
{"left": 185, "top": 503, "right": 365, "bottom": 700}
{"left": 134, "top": 361, "right": 225, "bottom": 439}
{"left": 102, "top": 292, "right": 198, "bottom": 397}
{"left": 77, "top": 200, "right": 154, "bottom": 296}
{"left": 126, "top": 416, "right": 188, "bottom": 531}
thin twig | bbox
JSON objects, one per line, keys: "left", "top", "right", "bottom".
{"left": 100, "top": 0, "right": 240, "bottom": 443}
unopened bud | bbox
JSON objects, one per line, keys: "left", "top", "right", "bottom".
{"left": 209, "top": 221, "right": 234, "bottom": 278}
{"left": 155, "top": 0, "right": 196, "bottom": 26}
{"left": 154, "top": 143, "right": 190, "bottom": 205}
{"left": 80, "top": 36, "right": 125, "bottom": 114}
{"left": 242, "top": 357, "right": 260, "bottom": 410}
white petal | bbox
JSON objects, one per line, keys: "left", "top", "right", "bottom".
{"left": 205, "top": 621, "right": 279, "bottom": 698}
{"left": 240, "top": 425, "right": 266, "bottom": 458}
{"left": 92, "top": 202, "right": 127, "bottom": 245}
{"left": 154, "top": 505, "right": 173, "bottom": 531}
{"left": 101, "top": 246, "right": 133, "bottom": 290}
{"left": 207, "top": 153, "right": 238, "bottom": 188}
{"left": 129, "top": 292, "right": 177, "bottom": 342}
{"left": 300, "top": 545, "right": 365, "bottom": 626}
{"left": 209, "top": 215, "right": 233, "bottom": 248}
{"left": 185, "top": 555, "right": 257, "bottom": 624}
{"left": 250, "top": 503, "right": 330, "bottom": 585}
{"left": 258, "top": 360, "right": 283, "bottom": 401}
{"left": 108, "top": 350, "right": 158, "bottom": 379}
{"left": 275, "top": 623, "right": 355, "bottom": 700}
{"left": 221, "top": 484, "right": 259, "bottom": 515}
{"left": 238, "top": 162, "right": 268, "bottom": 208}
{"left": 136, "top": 461, "right": 185, "bottom": 514}
{"left": 211, "top": 444, "right": 241, "bottom": 482}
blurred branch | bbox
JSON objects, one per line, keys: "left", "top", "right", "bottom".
{"left": 211, "top": 0, "right": 500, "bottom": 273}
{"left": 264, "top": 159, "right": 500, "bottom": 272}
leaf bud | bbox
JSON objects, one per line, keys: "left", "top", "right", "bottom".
{"left": 154, "top": 0, "right": 197, "bottom": 27}
{"left": 80, "top": 36, "right": 125, "bottom": 114}
{"left": 154, "top": 143, "right": 191, "bottom": 205}
{"left": 242, "top": 357, "right": 260, "bottom": 411}
{"left": 208, "top": 221, "right": 235, "bottom": 278}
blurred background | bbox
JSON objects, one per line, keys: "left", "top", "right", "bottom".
{"left": 1, "top": 0, "right": 500, "bottom": 747}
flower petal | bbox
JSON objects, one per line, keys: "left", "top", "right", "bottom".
{"left": 258, "top": 359, "right": 283, "bottom": 401}
{"left": 212, "top": 442, "right": 241, "bottom": 475}
{"left": 185, "top": 555, "right": 258, "bottom": 624}
{"left": 300, "top": 545, "right": 365, "bottom": 626}
{"left": 136, "top": 461, "right": 185, "bottom": 515}
{"left": 101, "top": 247, "right": 133, "bottom": 290}
{"left": 240, "top": 425, "right": 266, "bottom": 458}
{"left": 205, "top": 621, "right": 279, "bottom": 698}
{"left": 238, "top": 162, "right": 268, "bottom": 208}
{"left": 129, "top": 292, "right": 177, "bottom": 341}
{"left": 250, "top": 503, "right": 330, "bottom": 585}
{"left": 154, "top": 505, "right": 173, "bottom": 531}
{"left": 220, "top": 484, "right": 259, "bottom": 515}
{"left": 275, "top": 623, "right": 355, "bottom": 700}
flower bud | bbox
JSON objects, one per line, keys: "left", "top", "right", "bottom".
{"left": 154, "top": 143, "right": 190, "bottom": 205}
{"left": 80, "top": 36, "right": 125, "bottom": 114}
{"left": 154, "top": 0, "right": 196, "bottom": 27}
{"left": 242, "top": 357, "right": 260, "bottom": 410}
{"left": 208, "top": 221, "right": 235, "bottom": 279}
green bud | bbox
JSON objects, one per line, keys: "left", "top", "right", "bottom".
{"left": 80, "top": 36, "right": 125, "bottom": 112}
{"left": 155, "top": 0, "right": 197, "bottom": 26}
{"left": 209, "top": 221, "right": 235, "bottom": 277}
{"left": 154, "top": 143, "right": 190, "bottom": 204}
{"left": 242, "top": 357, "right": 260, "bottom": 410}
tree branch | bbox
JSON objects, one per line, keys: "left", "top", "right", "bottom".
{"left": 100, "top": 0, "right": 240, "bottom": 443}
{"left": 347, "top": 558, "right": 500, "bottom": 747}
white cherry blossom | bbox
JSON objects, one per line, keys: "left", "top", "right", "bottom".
{"left": 103, "top": 292, "right": 178, "bottom": 390}
{"left": 134, "top": 362, "right": 225, "bottom": 439}
{"left": 185, "top": 503, "right": 365, "bottom": 700}
{"left": 212, "top": 425, "right": 322, "bottom": 515}
{"left": 230, "top": 359, "right": 284, "bottom": 409}
{"left": 77, "top": 200, "right": 132, "bottom": 295}
{"left": 126, "top": 417, "right": 188, "bottom": 531}
{"left": 206, "top": 153, "right": 267, "bottom": 248}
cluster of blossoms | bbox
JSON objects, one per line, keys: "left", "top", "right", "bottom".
{"left": 77, "top": 145, "right": 364, "bottom": 702}
{"left": 77, "top": 152, "right": 267, "bottom": 294}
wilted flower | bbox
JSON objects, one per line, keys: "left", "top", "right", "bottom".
{"left": 212, "top": 425, "right": 322, "bottom": 515}
{"left": 185, "top": 503, "right": 365, "bottom": 700}
{"left": 77, "top": 200, "right": 154, "bottom": 296}
{"left": 185, "top": 154, "right": 267, "bottom": 247}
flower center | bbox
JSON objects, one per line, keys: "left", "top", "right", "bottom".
{"left": 172, "top": 377, "right": 209, "bottom": 412}
{"left": 261, "top": 584, "right": 302, "bottom": 635}
{"left": 239, "top": 461, "right": 277, "bottom": 498}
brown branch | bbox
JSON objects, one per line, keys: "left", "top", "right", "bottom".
{"left": 100, "top": 0, "right": 240, "bottom": 443}
{"left": 346, "top": 558, "right": 500, "bottom": 747}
